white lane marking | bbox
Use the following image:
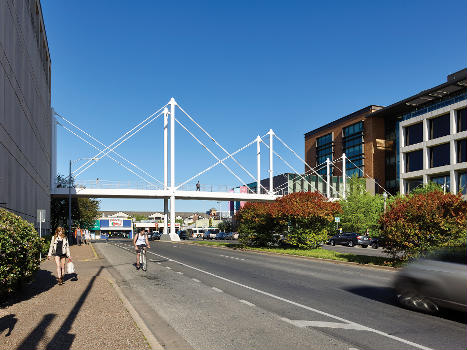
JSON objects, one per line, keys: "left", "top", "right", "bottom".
{"left": 176, "top": 272, "right": 183, "bottom": 275}
{"left": 212, "top": 287, "right": 223, "bottom": 293}
{"left": 147, "top": 251, "right": 434, "bottom": 350}
{"left": 349, "top": 348, "right": 360, "bottom": 350}
{"left": 192, "top": 278, "right": 200, "bottom": 283}
{"left": 165, "top": 266, "right": 171, "bottom": 270}
{"left": 157, "top": 262, "right": 161, "bottom": 265}
{"left": 239, "top": 300, "right": 255, "bottom": 307}
{"left": 281, "top": 318, "right": 368, "bottom": 331}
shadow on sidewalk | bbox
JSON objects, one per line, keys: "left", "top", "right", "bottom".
{"left": 0, "top": 314, "right": 18, "bottom": 337}
{"left": 43, "top": 266, "right": 104, "bottom": 350}
{"left": 16, "top": 313, "right": 56, "bottom": 350}
{"left": 1, "top": 270, "right": 57, "bottom": 308}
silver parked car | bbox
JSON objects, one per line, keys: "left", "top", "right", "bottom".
{"left": 393, "top": 247, "right": 467, "bottom": 314}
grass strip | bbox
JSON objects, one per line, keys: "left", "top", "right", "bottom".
{"left": 191, "top": 240, "right": 396, "bottom": 267}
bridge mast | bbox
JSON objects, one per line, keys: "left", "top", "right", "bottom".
{"left": 169, "top": 98, "right": 179, "bottom": 240}
{"left": 163, "top": 107, "right": 169, "bottom": 236}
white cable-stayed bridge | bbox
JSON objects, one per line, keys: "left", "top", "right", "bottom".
{"left": 51, "top": 98, "right": 388, "bottom": 241}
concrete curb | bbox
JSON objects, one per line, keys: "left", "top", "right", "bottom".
{"left": 106, "top": 273, "right": 164, "bottom": 350}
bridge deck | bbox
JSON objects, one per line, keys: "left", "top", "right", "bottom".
{"left": 51, "top": 188, "right": 278, "bottom": 202}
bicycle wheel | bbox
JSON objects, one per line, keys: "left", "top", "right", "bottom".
{"left": 142, "top": 250, "right": 147, "bottom": 271}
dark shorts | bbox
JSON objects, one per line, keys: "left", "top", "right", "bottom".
{"left": 136, "top": 244, "right": 146, "bottom": 252}
{"left": 53, "top": 253, "right": 67, "bottom": 258}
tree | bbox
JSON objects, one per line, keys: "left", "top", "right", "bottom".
{"left": 379, "top": 187, "right": 467, "bottom": 261}
{"left": 275, "top": 192, "right": 341, "bottom": 249}
{"left": 218, "top": 220, "right": 232, "bottom": 232}
{"left": 133, "top": 214, "right": 148, "bottom": 222}
{"left": 237, "top": 202, "right": 278, "bottom": 247}
{"left": 340, "top": 175, "right": 384, "bottom": 236}
{"left": 51, "top": 175, "right": 100, "bottom": 233}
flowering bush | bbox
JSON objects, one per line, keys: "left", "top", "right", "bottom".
{"left": 379, "top": 189, "right": 467, "bottom": 261}
{"left": 237, "top": 192, "right": 341, "bottom": 249}
{"left": 0, "top": 208, "right": 41, "bottom": 298}
{"left": 276, "top": 192, "right": 341, "bottom": 249}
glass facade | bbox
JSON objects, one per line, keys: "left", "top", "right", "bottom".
{"left": 385, "top": 115, "right": 399, "bottom": 194}
{"left": 430, "top": 174, "right": 450, "bottom": 191}
{"left": 457, "top": 108, "right": 467, "bottom": 133}
{"left": 343, "top": 121, "right": 364, "bottom": 177}
{"left": 405, "top": 178, "right": 423, "bottom": 194}
{"left": 405, "top": 122, "right": 423, "bottom": 146}
{"left": 316, "top": 133, "right": 333, "bottom": 176}
{"left": 458, "top": 171, "right": 467, "bottom": 195}
{"left": 429, "top": 143, "right": 450, "bottom": 168}
{"left": 457, "top": 139, "right": 467, "bottom": 163}
{"left": 429, "top": 114, "right": 450, "bottom": 140}
{"left": 406, "top": 149, "right": 423, "bottom": 172}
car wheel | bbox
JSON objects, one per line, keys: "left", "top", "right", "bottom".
{"left": 362, "top": 245, "right": 368, "bottom": 248}
{"left": 372, "top": 243, "right": 378, "bottom": 249}
{"left": 396, "top": 286, "right": 439, "bottom": 314}
{"left": 348, "top": 240, "right": 354, "bottom": 247}
{"left": 330, "top": 240, "right": 335, "bottom": 246}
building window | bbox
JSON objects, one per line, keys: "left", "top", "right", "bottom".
{"left": 430, "top": 143, "right": 450, "bottom": 168}
{"left": 458, "top": 139, "right": 467, "bottom": 163}
{"left": 429, "top": 114, "right": 450, "bottom": 140}
{"left": 430, "top": 174, "right": 450, "bottom": 192}
{"left": 457, "top": 108, "right": 467, "bottom": 133}
{"left": 343, "top": 121, "right": 364, "bottom": 177}
{"left": 316, "top": 133, "right": 333, "bottom": 176}
{"left": 405, "top": 122, "right": 423, "bottom": 146}
{"left": 405, "top": 178, "right": 423, "bottom": 194}
{"left": 405, "top": 149, "right": 423, "bottom": 172}
{"left": 458, "top": 171, "right": 467, "bottom": 195}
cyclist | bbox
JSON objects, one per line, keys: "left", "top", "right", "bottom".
{"left": 133, "top": 228, "right": 150, "bottom": 270}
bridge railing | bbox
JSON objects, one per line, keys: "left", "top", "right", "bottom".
{"left": 70, "top": 180, "right": 164, "bottom": 191}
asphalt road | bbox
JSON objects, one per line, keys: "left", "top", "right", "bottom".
{"left": 95, "top": 240, "right": 466, "bottom": 350}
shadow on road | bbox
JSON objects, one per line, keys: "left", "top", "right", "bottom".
{"left": 346, "top": 285, "right": 467, "bottom": 324}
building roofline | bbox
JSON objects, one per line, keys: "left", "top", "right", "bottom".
{"left": 304, "top": 105, "right": 383, "bottom": 139}
{"left": 368, "top": 68, "right": 467, "bottom": 119}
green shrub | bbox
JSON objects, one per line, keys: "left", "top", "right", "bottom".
{"left": 237, "top": 202, "right": 281, "bottom": 247}
{"left": 379, "top": 189, "right": 467, "bottom": 261}
{"left": 0, "top": 208, "right": 41, "bottom": 298}
{"left": 275, "top": 192, "right": 341, "bottom": 249}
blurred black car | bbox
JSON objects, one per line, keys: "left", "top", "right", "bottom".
{"left": 393, "top": 246, "right": 467, "bottom": 314}
{"left": 327, "top": 232, "right": 370, "bottom": 247}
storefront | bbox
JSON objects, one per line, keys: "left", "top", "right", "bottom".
{"left": 98, "top": 218, "right": 133, "bottom": 238}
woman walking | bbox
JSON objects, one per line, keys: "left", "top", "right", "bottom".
{"left": 47, "top": 227, "right": 71, "bottom": 285}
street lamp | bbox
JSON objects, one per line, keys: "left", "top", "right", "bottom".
{"left": 383, "top": 192, "right": 388, "bottom": 213}
{"left": 68, "top": 157, "right": 97, "bottom": 244}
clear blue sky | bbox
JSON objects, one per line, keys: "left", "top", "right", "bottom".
{"left": 42, "top": 0, "right": 467, "bottom": 213}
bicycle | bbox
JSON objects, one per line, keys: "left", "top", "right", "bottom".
{"left": 136, "top": 244, "right": 147, "bottom": 271}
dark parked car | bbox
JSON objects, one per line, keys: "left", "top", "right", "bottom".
{"left": 215, "top": 232, "right": 226, "bottom": 240}
{"left": 149, "top": 231, "right": 162, "bottom": 240}
{"left": 370, "top": 237, "right": 385, "bottom": 249}
{"left": 327, "top": 232, "right": 370, "bottom": 247}
{"left": 393, "top": 247, "right": 467, "bottom": 314}
{"left": 178, "top": 230, "right": 189, "bottom": 240}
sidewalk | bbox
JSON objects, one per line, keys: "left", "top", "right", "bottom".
{"left": 0, "top": 243, "right": 152, "bottom": 350}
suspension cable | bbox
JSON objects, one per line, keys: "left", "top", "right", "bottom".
{"left": 66, "top": 103, "right": 167, "bottom": 174}
{"left": 73, "top": 111, "right": 164, "bottom": 178}
{"left": 176, "top": 137, "right": 259, "bottom": 190}
{"left": 174, "top": 117, "right": 256, "bottom": 193}
{"left": 55, "top": 112, "right": 164, "bottom": 186}
{"left": 177, "top": 104, "right": 263, "bottom": 190}
{"left": 58, "top": 123, "right": 160, "bottom": 188}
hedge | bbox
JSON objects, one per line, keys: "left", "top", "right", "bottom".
{"left": 0, "top": 208, "right": 41, "bottom": 298}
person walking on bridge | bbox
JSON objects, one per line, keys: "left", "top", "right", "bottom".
{"left": 196, "top": 181, "right": 200, "bottom": 191}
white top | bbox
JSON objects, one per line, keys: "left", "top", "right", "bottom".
{"left": 135, "top": 232, "right": 147, "bottom": 246}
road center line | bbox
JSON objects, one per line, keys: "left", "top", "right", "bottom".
{"left": 147, "top": 250, "right": 434, "bottom": 350}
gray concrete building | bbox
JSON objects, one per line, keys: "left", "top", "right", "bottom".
{"left": 0, "top": 0, "right": 52, "bottom": 234}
